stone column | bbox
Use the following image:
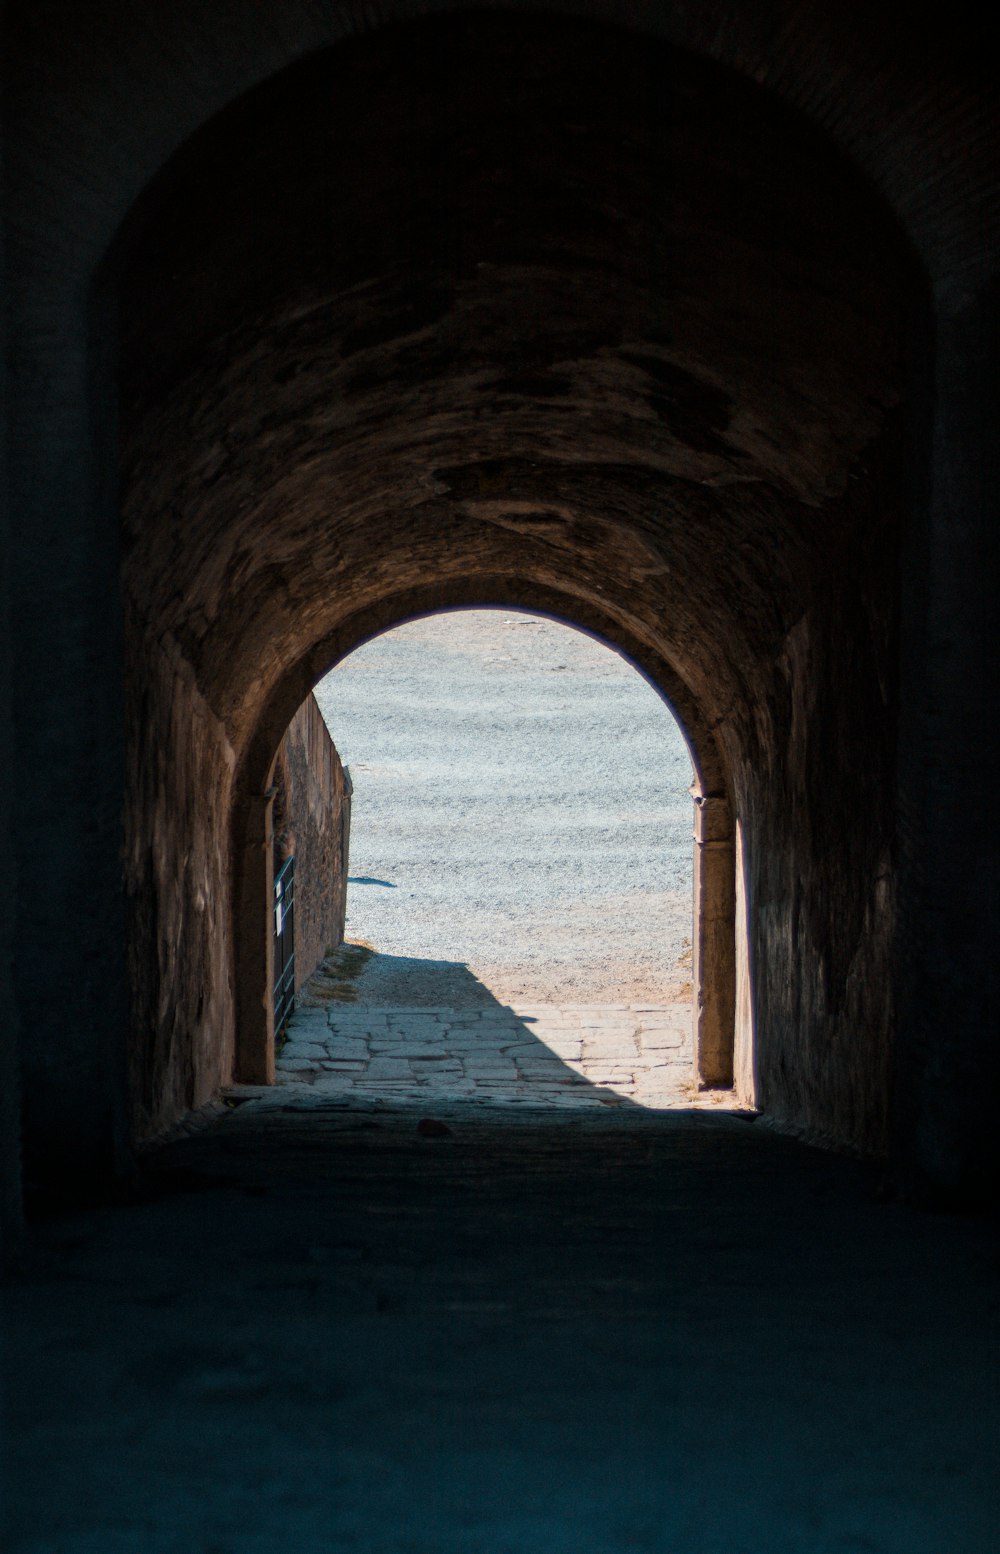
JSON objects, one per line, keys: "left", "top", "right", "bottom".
{"left": 732, "top": 818, "right": 756, "bottom": 1108}
{"left": 691, "top": 788, "right": 736, "bottom": 1088}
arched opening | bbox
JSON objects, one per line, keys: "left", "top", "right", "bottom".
{"left": 109, "top": 11, "right": 920, "bottom": 1156}
{"left": 240, "top": 606, "right": 739, "bottom": 1106}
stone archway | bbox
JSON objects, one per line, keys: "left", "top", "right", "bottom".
{"left": 111, "top": 13, "right": 921, "bottom": 1154}
{"left": 230, "top": 585, "right": 738, "bottom": 1094}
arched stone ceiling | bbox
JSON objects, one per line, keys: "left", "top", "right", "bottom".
{"left": 118, "top": 15, "right": 918, "bottom": 781}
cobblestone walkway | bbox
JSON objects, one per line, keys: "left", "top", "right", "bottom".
{"left": 276, "top": 1002, "right": 696, "bottom": 1107}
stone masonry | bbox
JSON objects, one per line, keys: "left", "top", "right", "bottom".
{"left": 273, "top": 1002, "right": 704, "bottom": 1109}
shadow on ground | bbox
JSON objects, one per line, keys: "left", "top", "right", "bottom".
{"left": 286, "top": 953, "right": 695, "bottom": 1111}
{"left": 4, "top": 1102, "right": 995, "bottom": 1553}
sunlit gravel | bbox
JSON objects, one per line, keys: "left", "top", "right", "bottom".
{"left": 313, "top": 610, "right": 694, "bottom": 1006}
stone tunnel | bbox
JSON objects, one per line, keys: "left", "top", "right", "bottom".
{"left": 1, "top": 4, "right": 996, "bottom": 1546}
{"left": 4, "top": 0, "right": 997, "bottom": 1215}
{"left": 74, "top": 8, "right": 979, "bottom": 1185}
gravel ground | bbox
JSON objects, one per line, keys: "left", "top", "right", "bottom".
{"left": 313, "top": 610, "right": 694, "bottom": 1006}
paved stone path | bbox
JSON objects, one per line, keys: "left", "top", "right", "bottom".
{"left": 276, "top": 1001, "right": 697, "bottom": 1107}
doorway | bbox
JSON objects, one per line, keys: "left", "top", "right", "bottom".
{"left": 270, "top": 609, "right": 736, "bottom": 1108}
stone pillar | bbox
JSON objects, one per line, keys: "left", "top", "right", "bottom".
{"left": 233, "top": 786, "right": 276, "bottom": 1085}
{"left": 691, "top": 788, "right": 736, "bottom": 1088}
{"left": 732, "top": 818, "right": 756, "bottom": 1109}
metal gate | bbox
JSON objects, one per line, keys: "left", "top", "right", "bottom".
{"left": 273, "top": 853, "right": 296, "bottom": 1039}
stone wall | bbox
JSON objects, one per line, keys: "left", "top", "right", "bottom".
{"left": 273, "top": 693, "right": 351, "bottom": 997}
{"left": 123, "top": 622, "right": 237, "bottom": 1143}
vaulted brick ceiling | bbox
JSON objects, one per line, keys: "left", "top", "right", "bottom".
{"left": 117, "top": 15, "right": 915, "bottom": 781}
